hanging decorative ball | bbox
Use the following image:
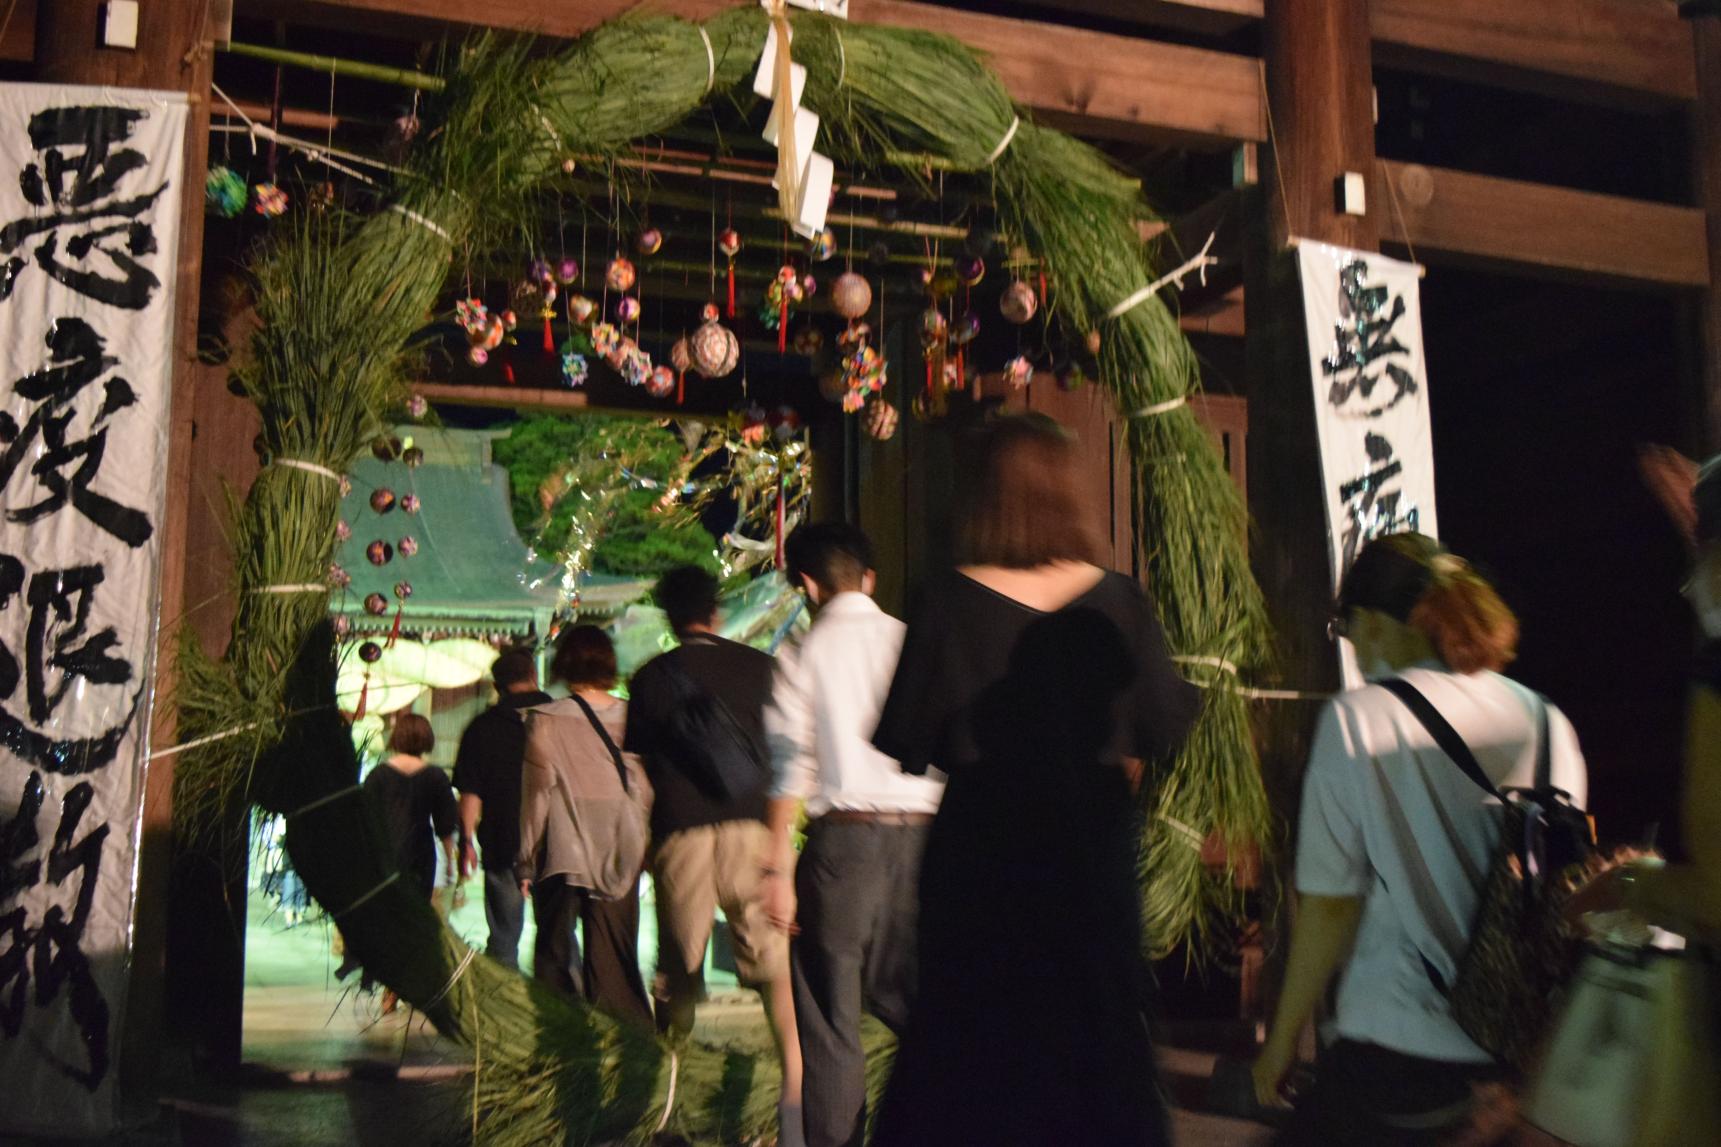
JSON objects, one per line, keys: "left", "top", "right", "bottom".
{"left": 864, "top": 399, "right": 900, "bottom": 442}
{"left": 500, "top": 310, "right": 519, "bottom": 332}
{"left": 455, "top": 297, "right": 489, "bottom": 336}
{"left": 701, "top": 301, "right": 721, "bottom": 324}
{"left": 252, "top": 182, "right": 288, "bottom": 217}
{"left": 205, "top": 166, "right": 248, "bottom": 219}
{"left": 842, "top": 388, "right": 867, "bottom": 414}
{"left": 840, "top": 343, "right": 887, "bottom": 398}
{"left": 942, "top": 360, "right": 962, "bottom": 391}
{"left": 328, "top": 563, "right": 352, "bottom": 590}
{"left": 618, "top": 342, "right": 655, "bottom": 388}
{"left": 635, "top": 228, "right": 663, "bottom": 256}
{"left": 670, "top": 337, "right": 693, "bottom": 375}
{"left": 615, "top": 296, "right": 641, "bottom": 324}
{"left": 831, "top": 271, "right": 873, "bottom": 320}
{"left": 930, "top": 269, "right": 959, "bottom": 298}
{"left": 400, "top": 493, "right": 421, "bottom": 514}
{"left": 333, "top": 614, "right": 352, "bottom": 637}
{"left": 394, "top": 581, "right": 413, "bottom": 601}
{"left": 605, "top": 257, "right": 636, "bottom": 293}
{"left": 1086, "top": 329, "right": 1102, "bottom": 356}
{"left": 1004, "top": 356, "right": 1036, "bottom": 390}
{"left": 955, "top": 254, "right": 985, "bottom": 287}
{"left": 810, "top": 229, "right": 838, "bottom": 262}
{"left": 556, "top": 257, "right": 581, "bottom": 285}
{"left": 819, "top": 369, "right": 849, "bottom": 403}
{"left": 371, "top": 436, "right": 403, "bottom": 462}
{"left": 718, "top": 228, "right": 742, "bottom": 258}
{"left": 801, "top": 273, "right": 818, "bottom": 298}
{"left": 691, "top": 317, "right": 740, "bottom": 378}
{"left": 792, "top": 327, "right": 824, "bottom": 356}
{"left": 867, "top": 240, "right": 892, "bottom": 268}
{"left": 366, "top": 539, "right": 394, "bottom": 566}
{"left": 953, "top": 310, "right": 982, "bottom": 346}
{"left": 567, "top": 295, "right": 597, "bottom": 325}
{"left": 402, "top": 445, "right": 424, "bottom": 468}
{"left": 529, "top": 257, "right": 554, "bottom": 285}
{"left": 399, "top": 535, "right": 419, "bottom": 558}
{"left": 561, "top": 349, "right": 589, "bottom": 388}
{"left": 591, "top": 322, "right": 622, "bottom": 358}
{"left": 647, "top": 365, "right": 677, "bottom": 398}
{"left": 919, "top": 307, "right": 949, "bottom": 350}
{"left": 359, "top": 641, "right": 384, "bottom": 664}
{"left": 340, "top": 475, "right": 353, "bottom": 498}
{"left": 561, "top": 157, "right": 577, "bottom": 175}
{"left": 363, "top": 592, "right": 389, "bottom": 616}
{"left": 837, "top": 322, "right": 873, "bottom": 351}
{"left": 406, "top": 394, "right": 428, "bottom": 420}
{"left": 467, "top": 345, "right": 489, "bottom": 367}
{"left": 369, "top": 488, "right": 397, "bottom": 514}
{"left": 771, "top": 406, "right": 803, "bottom": 442}
{"left": 336, "top": 519, "right": 352, "bottom": 542}
{"left": 1001, "top": 280, "right": 1038, "bottom": 324}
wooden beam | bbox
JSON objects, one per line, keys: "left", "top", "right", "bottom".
{"left": 1016, "top": 0, "right": 1261, "bottom": 38}
{"left": 1377, "top": 160, "right": 1711, "bottom": 288}
{"left": 243, "top": 0, "right": 1266, "bottom": 146}
{"left": 417, "top": 383, "right": 589, "bottom": 411}
{"left": 0, "top": 0, "right": 36, "bottom": 63}
{"left": 1369, "top": 0, "right": 1697, "bottom": 105}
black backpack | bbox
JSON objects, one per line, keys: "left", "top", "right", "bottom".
{"left": 660, "top": 651, "right": 771, "bottom": 802}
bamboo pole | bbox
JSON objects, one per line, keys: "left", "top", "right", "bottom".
{"left": 220, "top": 41, "right": 448, "bottom": 91}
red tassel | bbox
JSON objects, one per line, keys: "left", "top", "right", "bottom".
{"left": 677, "top": 370, "right": 685, "bottom": 405}
{"left": 778, "top": 299, "right": 788, "bottom": 353}
{"left": 354, "top": 673, "right": 370, "bottom": 721}
{"left": 1038, "top": 270, "right": 1048, "bottom": 306}
{"left": 543, "top": 315, "right": 555, "bottom": 355}
{"left": 503, "top": 358, "right": 516, "bottom": 386}
{"left": 388, "top": 606, "right": 403, "bottom": 646}
{"left": 726, "top": 263, "right": 736, "bottom": 318}
{"left": 925, "top": 360, "right": 933, "bottom": 397}
{"left": 774, "top": 476, "right": 786, "bottom": 569}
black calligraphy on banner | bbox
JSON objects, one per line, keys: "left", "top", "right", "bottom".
{"left": 0, "top": 318, "right": 151, "bottom": 548}
{"left": 0, "top": 107, "right": 168, "bottom": 311}
{"left": 0, "top": 555, "right": 137, "bottom": 777}
{"left": 0, "top": 769, "right": 111, "bottom": 1089}
{"left": 1322, "top": 258, "right": 1420, "bottom": 419}
{"left": 1336, "top": 431, "right": 1420, "bottom": 569}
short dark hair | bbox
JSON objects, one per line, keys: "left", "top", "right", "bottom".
{"left": 550, "top": 625, "right": 618, "bottom": 690}
{"left": 389, "top": 712, "right": 435, "bottom": 755}
{"left": 785, "top": 522, "right": 873, "bottom": 594}
{"left": 491, "top": 649, "right": 537, "bottom": 691}
{"left": 654, "top": 565, "right": 720, "bottom": 635}
{"left": 959, "top": 413, "right": 1101, "bottom": 569}
{"left": 1339, "top": 532, "right": 1519, "bottom": 674}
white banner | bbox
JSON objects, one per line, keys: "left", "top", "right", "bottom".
{"left": 1296, "top": 241, "right": 1438, "bottom": 683}
{"left": 0, "top": 84, "right": 186, "bottom": 1136}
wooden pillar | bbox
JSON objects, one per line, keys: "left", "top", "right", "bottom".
{"left": 1694, "top": 19, "right": 1721, "bottom": 454}
{"left": 34, "top": 0, "right": 221, "bottom": 1086}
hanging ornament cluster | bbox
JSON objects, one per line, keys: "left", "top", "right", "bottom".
{"left": 837, "top": 323, "right": 887, "bottom": 413}
{"left": 647, "top": 365, "right": 677, "bottom": 399}
{"left": 670, "top": 337, "right": 693, "bottom": 403}
{"left": 760, "top": 265, "right": 808, "bottom": 352}
{"left": 205, "top": 166, "right": 248, "bottom": 219}
{"left": 520, "top": 259, "right": 560, "bottom": 356}
{"left": 252, "top": 182, "right": 288, "bottom": 217}
{"left": 558, "top": 340, "right": 589, "bottom": 388}
{"left": 1004, "top": 356, "right": 1035, "bottom": 390}
{"left": 456, "top": 298, "right": 507, "bottom": 367}
{"left": 719, "top": 228, "right": 741, "bottom": 317}
{"left": 692, "top": 302, "right": 740, "bottom": 378}
{"left": 810, "top": 229, "right": 838, "bottom": 263}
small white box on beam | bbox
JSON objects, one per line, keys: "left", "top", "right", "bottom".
{"left": 1335, "top": 171, "right": 1367, "bottom": 217}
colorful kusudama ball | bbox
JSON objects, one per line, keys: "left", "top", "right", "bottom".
{"left": 615, "top": 296, "right": 641, "bottom": 323}
{"left": 919, "top": 307, "right": 948, "bottom": 349}
{"left": 205, "top": 166, "right": 248, "bottom": 219}
{"left": 670, "top": 337, "right": 693, "bottom": 375}
{"left": 359, "top": 641, "right": 384, "bottom": 664}
{"left": 364, "top": 592, "right": 389, "bottom": 616}
{"left": 369, "top": 488, "right": 396, "bottom": 514}
{"left": 718, "top": 228, "right": 741, "bottom": 258}
{"left": 561, "top": 349, "right": 588, "bottom": 388}
{"left": 406, "top": 393, "right": 428, "bottom": 419}
{"left": 864, "top": 399, "right": 900, "bottom": 442}
{"left": 831, "top": 271, "right": 873, "bottom": 320}
{"left": 402, "top": 445, "right": 424, "bottom": 468}
{"left": 1001, "top": 280, "right": 1038, "bottom": 324}
{"left": 953, "top": 310, "right": 981, "bottom": 346}
{"left": 810, "top": 229, "right": 838, "bottom": 262}
{"left": 467, "top": 346, "right": 489, "bottom": 367}
{"left": 399, "top": 535, "right": 419, "bottom": 558}
{"left": 252, "top": 182, "right": 288, "bottom": 217}
{"left": 1004, "top": 356, "right": 1035, "bottom": 390}
{"left": 335, "top": 519, "right": 352, "bottom": 542}
{"left": 591, "top": 322, "right": 622, "bottom": 357}
{"left": 691, "top": 318, "right": 740, "bottom": 378}
{"left": 955, "top": 254, "right": 985, "bottom": 287}
{"left": 647, "top": 365, "right": 677, "bottom": 398}
{"left": 616, "top": 342, "right": 654, "bottom": 387}
{"left": 567, "top": 294, "right": 597, "bottom": 324}
{"left": 605, "top": 257, "right": 636, "bottom": 293}
{"left": 556, "top": 257, "right": 580, "bottom": 285}
{"left": 328, "top": 563, "right": 351, "bottom": 589}
{"left": 400, "top": 493, "right": 421, "bottom": 514}
{"left": 635, "top": 228, "right": 664, "bottom": 256}
{"left": 366, "top": 539, "right": 394, "bottom": 566}
{"left": 394, "top": 581, "right": 413, "bottom": 600}
{"left": 333, "top": 613, "right": 352, "bottom": 637}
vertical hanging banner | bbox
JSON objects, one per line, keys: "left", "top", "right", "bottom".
{"left": 1296, "top": 241, "right": 1439, "bottom": 684}
{"left": 0, "top": 84, "right": 186, "bottom": 1136}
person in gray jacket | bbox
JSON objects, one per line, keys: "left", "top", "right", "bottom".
{"left": 516, "top": 625, "right": 653, "bottom": 1028}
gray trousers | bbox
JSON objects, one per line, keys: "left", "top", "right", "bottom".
{"left": 792, "top": 819, "right": 929, "bottom": 1147}
{"left": 482, "top": 867, "right": 525, "bottom": 970}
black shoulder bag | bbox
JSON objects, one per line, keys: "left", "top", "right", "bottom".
{"left": 1378, "top": 677, "right": 1599, "bottom": 1073}
{"left": 659, "top": 647, "right": 771, "bottom": 802}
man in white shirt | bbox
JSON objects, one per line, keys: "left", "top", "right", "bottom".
{"left": 762, "top": 523, "right": 944, "bottom": 1147}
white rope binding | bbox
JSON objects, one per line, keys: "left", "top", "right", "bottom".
{"left": 146, "top": 721, "right": 262, "bottom": 761}
{"left": 1172, "top": 654, "right": 1330, "bottom": 702}
{"left": 254, "top": 584, "right": 331, "bottom": 595}
{"left": 1104, "top": 232, "right": 1219, "bottom": 321}
{"left": 390, "top": 203, "right": 451, "bottom": 241}
{"left": 1127, "top": 395, "right": 1188, "bottom": 419}
{"left": 1156, "top": 812, "right": 1205, "bottom": 851}
{"left": 423, "top": 946, "right": 479, "bottom": 1011}
{"left": 698, "top": 26, "right": 716, "bottom": 94}
{"left": 273, "top": 457, "right": 342, "bottom": 483}
{"left": 986, "top": 116, "right": 1020, "bottom": 166}
{"left": 655, "top": 1050, "right": 681, "bottom": 1133}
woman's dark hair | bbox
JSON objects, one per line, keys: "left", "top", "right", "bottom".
{"left": 389, "top": 712, "right": 435, "bottom": 755}
{"left": 959, "top": 413, "right": 1101, "bottom": 569}
{"left": 654, "top": 565, "right": 721, "bottom": 635}
{"left": 1339, "top": 532, "right": 1519, "bottom": 674}
{"left": 551, "top": 625, "right": 618, "bottom": 691}
{"left": 785, "top": 522, "right": 874, "bottom": 594}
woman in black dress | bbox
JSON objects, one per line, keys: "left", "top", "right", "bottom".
{"left": 364, "top": 713, "right": 460, "bottom": 902}
{"left": 871, "top": 414, "right": 1201, "bottom": 1147}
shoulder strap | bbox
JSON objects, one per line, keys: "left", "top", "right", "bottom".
{"left": 567, "top": 694, "right": 631, "bottom": 794}
{"left": 1377, "top": 677, "right": 1503, "bottom": 802}
{"left": 1534, "top": 697, "right": 1552, "bottom": 792}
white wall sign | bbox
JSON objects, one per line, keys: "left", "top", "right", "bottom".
{"left": 1296, "top": 240, "right": 1439, "bottom": 684}
{"left": 0, "top": 83, "right": 186, "bottom": 1136}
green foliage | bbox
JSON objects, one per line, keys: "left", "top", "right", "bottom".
{"left": 489, "top": 414, "right": 720, "bottom": 577}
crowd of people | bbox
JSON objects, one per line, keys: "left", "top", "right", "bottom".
{"left": 352, "top": 412, "right": 1719, "bottom": 1147}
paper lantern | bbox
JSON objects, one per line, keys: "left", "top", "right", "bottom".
{"left": 691, "top": 318, "right": 739, "bottom": 378}
{"left": 831, "top": 271, "right": 873, "bottom": 320}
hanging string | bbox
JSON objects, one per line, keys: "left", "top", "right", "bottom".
{"left": 287, "top": 784, "right": 363, "bottom": 820}
{"left": 332, "top": 872, "right": 401, "bottom": 920}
